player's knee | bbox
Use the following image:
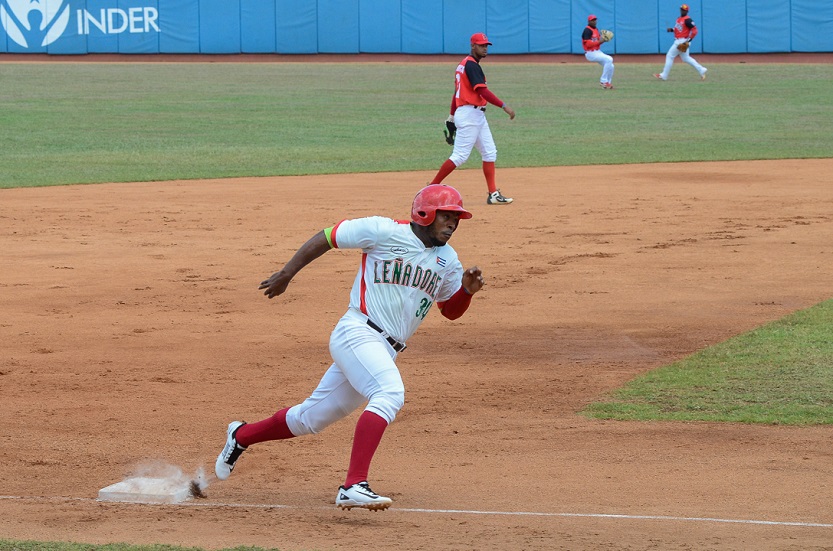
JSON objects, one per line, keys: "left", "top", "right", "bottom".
{"left": 449, "top": 153, "right": 470, "bottom": 166}
{"left": 286, "top": 402, "right": 350, "bottom": 436}
{"left": 286, "top": 407, "right": 323, "bottom": 435}
{"left": 285, "top": 405, "right": 315, "bottom": 436}
{"left": 366, "top": 389, "right": 405, "bottom": 424}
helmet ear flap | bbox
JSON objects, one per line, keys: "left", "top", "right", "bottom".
{"left": 415, "top": 209, "right": 436, "bottom": 226}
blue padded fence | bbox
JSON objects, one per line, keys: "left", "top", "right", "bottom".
{"left": 1, "top": 0, "right": 831, "bottom": 54}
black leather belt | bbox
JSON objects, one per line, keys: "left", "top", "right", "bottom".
{"left": 367, "top": 319, "right": 407, "bottom": 352}
{"left": 474, "top": 105, "right": 486, "bottom": 111}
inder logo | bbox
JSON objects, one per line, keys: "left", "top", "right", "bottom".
{"left": 1, "top": 0, "right": 70, "bottom": 48}
{"left": 1, "top": 1, "right": 160, "bottom": 50}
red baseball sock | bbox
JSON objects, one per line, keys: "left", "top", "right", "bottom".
{"left": 483, "top": 161, "right": 497, "bottom": 194}
{"left": 344, "top": 410, "right": 389, "bottom": 487}
{"left": 431, "top": 159, "right": 457, "bottom": 184}
{"left": 234, "top": 407, "right": 295, "bottom": 447}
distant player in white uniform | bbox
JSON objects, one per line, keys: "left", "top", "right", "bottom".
{"left": 215, "top": 184, "right": 485, "bottom": 511}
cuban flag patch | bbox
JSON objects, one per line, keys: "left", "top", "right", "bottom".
{"left": 436, "top": 256, "right": 447, "bottom": 267}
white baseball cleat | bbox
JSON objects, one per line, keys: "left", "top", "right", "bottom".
{"left": 335, "top": 481, "right": 393, "bottom": 511}
{"left": 700, "top": 68, "right": 708, "bottom": 80}
{"left": 487, "top": 190, "right": 513, "bottom": 205}
{"left": 215, "top": 421, "right": 247, "bottom": 480}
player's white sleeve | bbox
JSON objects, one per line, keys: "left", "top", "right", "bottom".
{"left": 331, "top": 216, "right": 394, "bottom": 250}
{"left": 435, "top": 256, "right": 464, "bottom": 303}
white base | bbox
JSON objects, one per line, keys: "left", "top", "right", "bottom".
{"left": 98, "top": 476, "right": 191, "bottom": 504}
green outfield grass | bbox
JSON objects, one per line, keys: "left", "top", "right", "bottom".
{"left": 582, "top": 299, "right": 833, "bottom": 424}
{"left": 1, "top": 61, "right": 832, "bottom": 188}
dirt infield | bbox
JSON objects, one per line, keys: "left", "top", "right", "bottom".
{"left": 2, "top": 159, "right": 832, "bottom": 549}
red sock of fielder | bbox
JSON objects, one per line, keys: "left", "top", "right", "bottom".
{"left": 483, "top": 161, "right": 497, "bottom": 194}
{"left": 431, "top": 159, "right": 457, "bottom": 185}
{"left": 344, "top": 410, "right": 389, "bottom": 487}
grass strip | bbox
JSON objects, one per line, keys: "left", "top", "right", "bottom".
{"left": 582, "top": 299, "right": 833, "bottom": 425}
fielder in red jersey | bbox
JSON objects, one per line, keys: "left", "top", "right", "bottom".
{"left": 582, "top": 14, "right": 615, "bottom": 89}
{"left": 430, "top": 32, "right": 517, "bottom": 205}
{"left": 654, "top": 4, "right": 708, "bottom": 81}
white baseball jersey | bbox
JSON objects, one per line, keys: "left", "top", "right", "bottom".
{"left": 330, "top": 216, "right": 464, "bottom": 343}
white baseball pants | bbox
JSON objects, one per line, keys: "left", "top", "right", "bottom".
{"left": 585, "top": 50, "right": 614, "bottom": 84}
{"left": 285, "top": 309, "right": 404, "bottom": 436}
{"left": 659, "top": 39, "right": 707, "bottom": 79}
{"left": 448, "top": 104, "right": 497, "bottom": 166}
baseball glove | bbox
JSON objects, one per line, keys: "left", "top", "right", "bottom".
{"left": 600, "top": 29, "right": 614, "bottom": 42}
{"left": 677, "top": 41, "right": 690, "bottom": 52}
{"left": 443, "top": 116, "right": 456, "bottom": 145}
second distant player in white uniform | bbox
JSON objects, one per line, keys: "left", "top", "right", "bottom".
{"left": 214, "top": 184, "right": 485, "bottom": 511}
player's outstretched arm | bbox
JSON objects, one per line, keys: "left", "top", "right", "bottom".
{"left": 259, "top": 230, "right": 332, "bottom": 299}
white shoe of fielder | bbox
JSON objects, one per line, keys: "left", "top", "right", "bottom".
{"left": 335, "top": 481, "right": 393, "bottom": 511}
{"left": 487, "top": 190, "right": 513, "bottom": 205}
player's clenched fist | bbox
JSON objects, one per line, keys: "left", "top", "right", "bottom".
{"left": 461, "top": 266, "right": 485, "bottom": 295}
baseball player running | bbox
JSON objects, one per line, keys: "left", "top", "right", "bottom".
{"left": 215, "top": 184, "right": 485, "bottom": 511}
{"left": 654, "top": 4, "right": 708, "bottom": 81}
{"left": 582, "top": 15, "right": 615, "bottom": 89}
{"left": 430, "top": 32, "right": 516, "bottom": 206}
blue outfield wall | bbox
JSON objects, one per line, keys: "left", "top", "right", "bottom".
{"left": 1, "top": 0, "right": 832, "bottom": 55}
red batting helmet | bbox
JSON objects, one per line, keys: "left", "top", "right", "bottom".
{"left": 680, "top": 4, "right": 690, "bottom": 11}
{"left": 411, "top": 185, "right": 473, "bottom": 226}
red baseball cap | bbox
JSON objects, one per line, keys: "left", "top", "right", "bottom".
{"left": 588, "top": 14, "right": 597, "bottom": 21}
{"left": 680, "top": 4, "right": 690, "bottom": 10}
{"left": 470, "top": 32, "right": 492, "bottom": 45}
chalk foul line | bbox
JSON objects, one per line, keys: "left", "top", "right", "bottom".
{"left": 1, "top": 495, "right": 831, "bottom": 528}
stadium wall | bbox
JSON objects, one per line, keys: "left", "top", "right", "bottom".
{"left": 2, "top": 0, "right": 831, "bottom": 55}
